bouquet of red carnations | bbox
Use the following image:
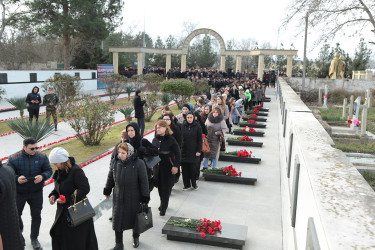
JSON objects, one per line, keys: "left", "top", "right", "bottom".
{"left": 222, "top": 165, "right": 242, "bottom": 176}
{"left": 248, "top": 120, "right": 257, "bottom": 124}
{"left": 197, "top": 218, "right": 222, "bottom": 237}
{"left": 240, "top": 135, "right": 253, "bottom": 141}
{"left": 242, "top": 127, "right": 257, "bottom": 132}
{"left": 237, "top": 149, "right": 252, "bottom": 157}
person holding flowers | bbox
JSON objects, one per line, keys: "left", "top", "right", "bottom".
{"left": 48, "top": 147, "right": 98, "bottom": 250}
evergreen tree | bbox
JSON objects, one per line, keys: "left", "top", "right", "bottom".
{"left": 197, "top": 35, "right": 217, "bottom": 68}
{"left": 315, "top": 43, "right": 331, "bottom": 78}
{"left": 225, "top": 40, "right": 235, "bottom": 71}
{"left": 25, "top": 0, "right": 122, "bottom": 69}
{"left": 153, "top": 36, "right": 165, "bottom": 67}
{"left": 349, "top": 38, "right": 372, "bottom": 74}
{"left": 165, "top": 35, "right": 181, "bottom": 68}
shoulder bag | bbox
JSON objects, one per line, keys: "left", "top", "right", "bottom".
{"left": 141, "top": 139, "right": 161, "bottom": 169}
{"left": 202, "top": 134, "right": 210, "bottom": 153}
{"left": 134, "top": 204, "right": 153, "bottom": 234}
{"left": 67, "top": 190, "right": 96, "bottom": 227}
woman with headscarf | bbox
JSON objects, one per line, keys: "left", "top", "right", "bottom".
{"left": 202, "top": 107, "right": 228, "bottom": 170}
{"left": 48, "top": 148, "right": 98, "bottom": 250}
{"left": 152, "top": 120, "right": 181, "bottom": 216}
{"left": 180, "top": 112, "right": 202, "bottom": 190}
{"left": 175, "top": 104, "right": 191, "bottom": 125}
{"left": 104, "top": 143, "right": 149, "bottom": 250}
{"left": 162, "top": 112, "right": 182, "bottom": 147}
{"left": 201, "top": 105, "right": 211, "bottom": 125}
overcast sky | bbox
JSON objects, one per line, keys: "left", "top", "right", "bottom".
{"left": 121, "top": 0, "right": 374, "bottom": 60}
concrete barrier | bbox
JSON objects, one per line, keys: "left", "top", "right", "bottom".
{"left": 284, "top": 77, "right": 375, "bottom": 92}
{"left": 278, "top": 78, "right": 375, "bottom": 249}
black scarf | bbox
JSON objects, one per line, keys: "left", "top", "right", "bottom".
{"left": 207, "top": 112, "right": 224, "bottom": 123}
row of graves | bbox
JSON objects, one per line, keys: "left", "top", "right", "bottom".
{"left": 162, "top": 96, "right": 271, "bottom": 249}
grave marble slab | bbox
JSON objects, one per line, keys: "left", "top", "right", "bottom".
{"left": 242, "top": 117, "right": 267, "bottom": 122}
{"left": 233, "top": 130, "right": 265, "bottom": 137}
{"left": 219, "top": 154, "right": 261, "bottom": 164}
{"left": 203, "top": 172, "right": 257, "bottom": 185}
{"left": 227, "top": 139, "right": 263, "bottom": 147}
{"left": 238, "top": 122, "right": 266, "bottom": 128}
{"left": 245, "top": 111, "right": 268, "bottom": 116}
{"left": 162, "top": 216, "right": 248, "bottom": 250}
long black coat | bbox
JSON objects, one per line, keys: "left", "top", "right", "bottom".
{"left": 181, "top": 120, "right": 202, "bottom": 163}
{"left": 49, "top": 161, "right": 98, "bottom": 250}
{"left": 133, "top": 95, "right": 146, "bottom": 118}
{"left": 25, "top": 87, "right": 41, "bottom": 110}
{"left": 152, "top": 134, "right": 181, "bottom": 188}
{"left": 104, "top": 153, "right": 149, "bottom": 232}
{"left": 0, "top": 163, "right": 24, "bottom": 250}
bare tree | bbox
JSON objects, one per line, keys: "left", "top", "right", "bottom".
{"left": 283, "top": 0, "right": 375, "bottom": 45}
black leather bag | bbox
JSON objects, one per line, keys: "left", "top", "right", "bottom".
{"left": 141, "top": 140, "right": 161, "bottom": 169}
{"left": 67, "top": 190, "right": 96, "bottom": 227}
{"left": 134, "top": 205, "right": 153, "bottom": 234}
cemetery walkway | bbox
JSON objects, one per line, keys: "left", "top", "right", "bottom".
{"left": 13, "top": 88, "right": 283, "bottom": 250}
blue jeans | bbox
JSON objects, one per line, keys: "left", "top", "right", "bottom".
{"left": 203, "top": 158, "right": 218, "bottom": 169}
{"left": 137, "top": 117, "right": 145, "bottom": 137}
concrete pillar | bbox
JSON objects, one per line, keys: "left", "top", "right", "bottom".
{"left": 286, "top": 55, "right": 293, "bottom": 77}
{"left": 137, "top": 52, "right": 143, "bottom": 75}
{"left": 220, "top": 56, "right": 226, "bottom": 71}
{"left": 366, "top": 89, "right": 372, "bottom": 108}
{"left": 322, "top": 84, "right": 328, "bottom": 109}
{"left": 318, "top": 88, "right": 323, "bottom": 105}
{"left": 113, "top": 52, "right": 119, "bottom": 74}
{"left": 166, "top": 54, "right": 171, "bottom": 74}
{"left": 257, "top": 54, "right": 265, "bottom": 81}
{"left": 180, "top": 54, "right": 187, "bottom": 72}
{"left": 341, "top": 98, "right": 347, "bottom": 119}
{"left": 361, "top": 101, "right": 368, "bottom": 136}
{"left": 348, "top": 95, "right": 354, "bottom": 118}
{"left": 235, "top": 56, "right": 242, "bottom": 73}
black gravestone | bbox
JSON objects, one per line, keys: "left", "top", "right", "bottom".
{"left": 203, "top": 172, "right": 257, "bottom": 185}
{"left": 219, "top": 154, "right": 261, "bottom": 164}
{"left": 162, "top": 216, "right": 248, "bottom": 249}
{"left": 238, "top": 122, "right": 266, "bottom": 128}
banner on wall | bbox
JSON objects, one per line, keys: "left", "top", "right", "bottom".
{"left": 97, "top": 64, "right": 114, "bottom": 89}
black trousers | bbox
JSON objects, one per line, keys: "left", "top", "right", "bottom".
{"left": 115, "top": 230, "right": 139, "bottom": 243}
{"left": 158, "top": 183, "right": 172, "bottom": 213}
{"left": 244, "top": 100, "right": 249, "bottom": 111}
{"left": 28, "top": 108, "right": 39, "bottom": 122}
{"left": 181, "top": 162, "right": 197, "bottom": 188}
{"left": 16, "top": 190, "right": 43, "bottom": 239}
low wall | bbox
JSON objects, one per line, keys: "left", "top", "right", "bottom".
{"left": 285, "top": 77, "right": 375, "bottom": 92}
{"left": 0, "top": 70, "right": 97, "bottom": 98}
{"left": 278, "top": 78, "right": 375, "bottom": 249}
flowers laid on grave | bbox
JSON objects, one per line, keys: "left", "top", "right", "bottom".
{"left": 167, "top": 218, "right": 222, "bottom": 238}
{"left": 250, "top": 114, "right": 258, "bottom": 118}
{"left": 256, "top": 105, "right": 263, "bottom": 109}
{"left": 241, "top": 126, "right": 257, "bottom": 132}
{"left": 352, "top": 117, "right": 361, "bottom": 127}
{"left": 240, "top": 135, "right": 253, "bottom": 141}
{"left": 223, "top": 149, "right": 254, "bottom": 158}
{"left": 252, "top": 108, "right": 259, "bottom": 113}
{"left": 205, "top": 165, "right": 242, "bottom": 177}
{"left": 248, "top": 120, "right": 257, "bottom": 124}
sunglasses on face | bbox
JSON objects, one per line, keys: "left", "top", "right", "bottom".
{"left": 29, "top": 147, "right": 38, "bottom": 151}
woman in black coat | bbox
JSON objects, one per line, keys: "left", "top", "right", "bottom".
{"left": 133, "top": 89, "right": 147, "bottom": 137}
{"left": 104, "top": 143, "right": 149, "bottom": 250}
{"left": 0, "top": 162, "right": 24, "bottom": 250}
{"left": 181, "top": 112, "right": 202, "bottom": 190}
{"left": 152, "top": 120, "right": 181, "bottom": 216}
{"left": 161, "top": 113, "right": 182, "bottom": 148}
{"left": 48, "top": 148, "right": 98, "bottom": 250}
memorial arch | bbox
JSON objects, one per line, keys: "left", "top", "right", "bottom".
{"left": 109, "top": 28, "right": 298, "bottom": 80}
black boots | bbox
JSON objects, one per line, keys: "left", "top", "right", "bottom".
{"left": 54, "top": 124, "right": 57, "bottom": 131}
{"left": 111, "top": 243, "right": 124, "bottom": 250}
{"left": 133, "top": 237, "right": 139, "bottom": 248}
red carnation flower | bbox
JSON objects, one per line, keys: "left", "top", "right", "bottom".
{"left": 59, "top": 195, "right": 66, "bottom": 203}
{"left": 201, "top": 232, "right": 206, "bottom": 238}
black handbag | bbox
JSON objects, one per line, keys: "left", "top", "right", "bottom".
{"left": 67, "top": 190, "right": 96, "bottom": 227}
{"left": 141, "top": 140, "right": 161, "bottom": 169}
{"left": 134, "top": 205, "right": 153, "bottom": 234}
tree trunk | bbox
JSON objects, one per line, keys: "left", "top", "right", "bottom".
{"left": 63, "top": 33, "right": 70, "bottom": 69}
{"left": 0, "top": 0, "right": 5, "bottom": 40}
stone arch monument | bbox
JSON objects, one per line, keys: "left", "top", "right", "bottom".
{"left": 109, "top": 28, "right": 298, "bottom": 80}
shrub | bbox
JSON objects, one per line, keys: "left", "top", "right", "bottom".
{"left": 126, "top": 85, "right": 135, "bottom": 98}
{"left": 7, "top": 119, "right": 55, "bottom": 142}
{"left": 194, "top": 80, "right": 210, "bottom": 96}
{"left": 161, "top": 79, "right": 194, "bottom": 109}
{"left": 42, "top": 74, "right": 82, "bottom": 117}
{"left": 118, "top": 106, "right": 133, "bottom": 122}
{"left": 143, "top": 73, "right": 164, "bottom": 92}
{"left": 161, "top": 93, "right": 172, "bottom": 105}
{"left": 143, "top": 91, "right": 161, "bottom": 122}
{"left": 0, "top": 87, "right": 5, "bottom": 101}
{"left": 64, "top": 96, "right": 115, "bottom": 145}
{"left": 6, "top": 97, "right": 27, "bottom": 117}
{"left": 99, "top": 74, "right": 127, "bottom": 105}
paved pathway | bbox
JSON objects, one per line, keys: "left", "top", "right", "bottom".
{"left": 16, "top": 88, "right": 282, "bottom": 250}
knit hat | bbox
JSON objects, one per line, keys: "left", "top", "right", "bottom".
{"left": 49, "top": 147, "right": 69, "bottom": 164}
{"left": 182, "top": 103, "right": 191, "bottom": 111}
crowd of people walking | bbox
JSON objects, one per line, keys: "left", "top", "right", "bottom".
{"left": 0, "top": 73, "right": 267, "bottom": 250}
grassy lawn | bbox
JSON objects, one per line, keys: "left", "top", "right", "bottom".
{"left": 361, "top": 171, "right": 375, "bottom": 191}
{"left": 319, "top": 106, "right": 375, "bottom": 134}
{"left": 42, "top": 100, "right": 194, "bottom": 164}
{"left": 0, "top": 98, "right": 132, "bottom": 134}
{"left": 335, "top": 142, "right": 375, "bottom": 154}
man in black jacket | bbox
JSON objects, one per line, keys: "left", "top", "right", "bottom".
{"left": 133, "top": 89, "right": 147, "bottom": 138}
{"left": 7, "top": 137, "right": 52, "bottom": 250}
{"left": 26, "top": 86, "right": 42, "bottom": 122}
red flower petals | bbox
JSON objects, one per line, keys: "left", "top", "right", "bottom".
{"left": 222, "top": 165, "right": 241, "bottom": 176}
{"left": 58, "top": 195, "right": 66, "bottom": 202}
{"left": 239, "top": 135, "right": 253, "bottom": 141}
{"left": 197, "top": 218, "right": 222, "bottom": 237}
{"left": 237, "top": 149, "right": 252, "bottom": 158}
